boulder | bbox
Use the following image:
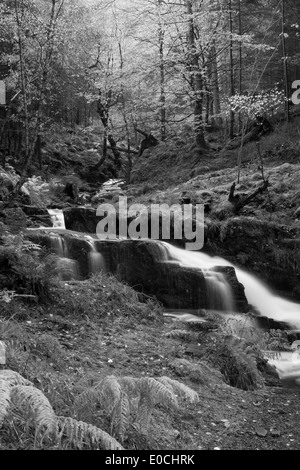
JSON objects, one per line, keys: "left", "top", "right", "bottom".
{"left": 63, "top": 207, "right": 100, "bottom": 233}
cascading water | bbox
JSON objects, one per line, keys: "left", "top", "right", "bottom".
{"left": 202, "top": 270, "right": 234, "bottom": 312}
{"left": 85, "top": 236, "right": 106, "bottom": 274}
{"left": 49, "top": 232, "right": 79, "bottom": 280}
{"left": 162, "top": 242, "right": 300, "bottom": 328}
{"left": 161, "top": 242, "right": 300, "bottom": 382}
{"left": 34, "top": 209, "right": 300, "bottom": 382}
{"left": 160, "top": 242, "right": 234, "bottom": 312}
{"left": 50, "top": 233, "right": 68, "bottom": 258}
{"left": 48, "top": 209, "right": 66, "bottom": 229}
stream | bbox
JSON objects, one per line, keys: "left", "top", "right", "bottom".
{"left": 46, "top": 208, "right": 300, "bottom": 384}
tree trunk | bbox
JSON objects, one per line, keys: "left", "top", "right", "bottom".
{"left": 281, "top": 0, "right": 290, "bottom": 122}
{"left": 238, "top": 0, "right": 243, "bottom": 132}
{"left": 158, "top": 0, "right": 166, "bottom": 140}
{"left": 211, "top": 42, "right": 222, "bottom": 127}
{"left": 186, "top": 0, "right": 206, "bottom": 148}
{"left": 229, "top": 0, "right": 235, "bottom": 139}
{"left": 96, "top": 91, "right": 111, "bottom": 169}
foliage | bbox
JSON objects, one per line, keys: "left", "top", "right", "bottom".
{"left": 74, "top": 374, "right": 198, "bottom": 443}
{"left": 260, "top": 329, "right": 290, "bottom": 359}
{"left": 203, "top": 333, "right": 265, "bottom": 391}
{"left": 22, "top": 176, "right": 51, "bottom": 208}
{"left": 0, "top": 228, "right": 59, "bottom": 303}
{"left": 0, "top": 367, "right": 198, "bottom": 449}
{"left": 0, "top": 369, "right": 124, "bottom": 450}
{"left": 227, "top": 89, "right": 286, "bottom": 120}
{"left": 1, "top": 0, "right": 296, "bottom": 180}
{"left": 53, "top": 273, "right": 163, "bottom": 323}
{"left": 56, "top": 417, "right": 124, "bottom": 450}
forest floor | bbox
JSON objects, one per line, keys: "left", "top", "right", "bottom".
{"left": 1, "top": 274, "right": 300, "bottom": 451}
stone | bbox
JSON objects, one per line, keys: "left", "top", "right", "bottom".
{"left": 205, "top": 216, "right": 300, "bottom": 301}
{"left": 27, "top": 232, "right": 249, "bottom": 313}
{"left": 22, "top": 205, "right": 53, "bottom": 228}
{"left": 63, "top": 206, "right": 100, "bottom": 234}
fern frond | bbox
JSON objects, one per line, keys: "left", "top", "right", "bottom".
{"left": 97, "top": 375, "right": 122, "bottom": 411}
{"left": 10, "top": 385, "right": 57, "bottom": 437}
{"left": 136, "top": 393, "right": 152, "bottom": 432}
{"left": 112, "top": 391, "right": 130, "bottom": 441}
{"left": 117, "top": 376, "right": 140, "bottom": 396}
{"left": 157, "top": 377, "right": 199, "bottom": 403}
{"left": 0, "top": 370, "right": 33, "bottom": 387}
{"left": 74, "top": 387, "right": 99, "bottom": 409}
{"left": 57, "top": 416, "right": 124, "bottom": 450}
{"left": 139, "top": 377, "right": 178, "bottom": 409}
{"left": 0, "top": 379, "right": 11, "bottom": 426}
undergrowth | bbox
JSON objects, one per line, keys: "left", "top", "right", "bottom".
{"left": 0, "top": 369, "right": 198, "bottom": 450}
{"left": 52, "top": 273, "right": 163, "bottom": 323}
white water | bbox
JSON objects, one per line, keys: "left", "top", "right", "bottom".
{"left": 85, "top": 236, "right": 106, "bottom": 274}
{"left": 49, "top": 232, "right": 79, "bottom": 280}
{"left": 50, "top": 234, "right": 68, "bottom": 257}
{"left": 48, "top": 209, "right": 66, "bottom": 229}
{"left": 162, "top": 243, "right": 300, "bottom": 329}
{"left": 204, "top": 270, "right": 234, "bottom": 312}
{"left": 162, "top": 242, "right": 300, "bottom": 383}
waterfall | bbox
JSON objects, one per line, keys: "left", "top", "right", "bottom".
{"left": 203, "top": 270, "right": 234, "bottom": 312}
{"left": 162, "top": 242, "right": 300, "bottom": 329}
{"left": 162, "top": 242, "right": 300, "bottom": 383}
{"left": 161, "top": 242, "right": 234, "bottom": 313}
{"left": 48, "top": 209, "right": 66, "bottom": 229}
{"left": 50, "top": 233, "right": 68, "bottom": 257}
{"left": 85, "top": 236, "right": 106, "bottom": 274}
{"left": 49, "top": 233, "right": 79, "bottom": 280}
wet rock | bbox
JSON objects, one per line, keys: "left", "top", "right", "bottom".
{"left": 63, "top": 206, "right": 100, "bottom": 233}
{"left": 27, "top": 232, "right": 249, "bottom": 313}
{"left": 205, "top": 216, "right": 300, "bottom": 301}
{"left": 22, "top": 205, "right": 53, "bottom": 228}
{"left": 213, "top": 265, "right": 248, "bottom": 312}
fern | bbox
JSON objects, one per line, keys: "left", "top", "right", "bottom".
{"left": 98, "top": 375, "right": 122, "bottom": 412}
{"left": 0, "top": 370, "right": 124, "bottom": 449}
{"left": 57, "top": 416, "right": 124, "bottom": 450}
{"left": 112, "top": 391, "right": 130, "bottom": 442}
{"left": 139, "top": 377, "right": 177, "bottom": 409}
{"left": 0, "top": 370, "right": 33, "bottom": 387}
{"left": 207, "top": 334, "right": 264, "bottom": 390}
{"left": 75, "top": 374, "right": 199, "bottom": 442}
{"left": 10, "top": 385, "right": 57, "bottom": 437}
{"left": 0, "top": 380, "right": 11, "bottom": 426}
{"left": 0, "top": 370, "right": 33, "bottom": 427}
{"left": 157, "top": 376, "right": 199, "bottom": 403}
{"left": 163, "top": 329, "right": 196, "bottom": 341}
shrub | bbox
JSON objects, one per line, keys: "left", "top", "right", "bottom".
{"left": 0, "top": 229, "right": 59, "bottom": 303}
{"left": 204, "top": 334, "right": 264, "bottom": 390}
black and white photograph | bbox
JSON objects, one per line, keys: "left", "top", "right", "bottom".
{"left": 0, "top": 0, "right": 300, "bottom": 455}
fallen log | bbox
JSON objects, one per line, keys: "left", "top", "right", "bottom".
{"left": 228, "top": 180, "right": 270, "bottom": 212}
